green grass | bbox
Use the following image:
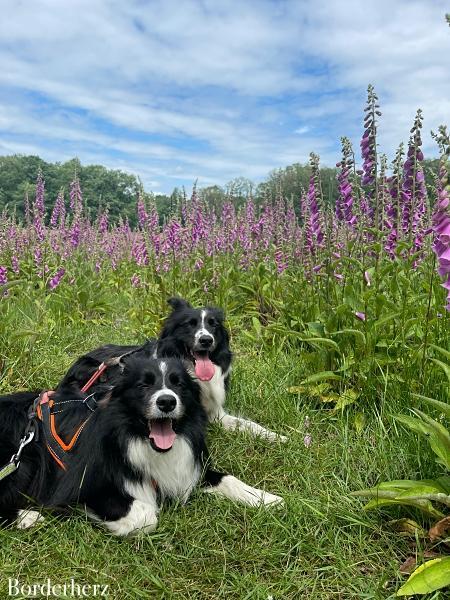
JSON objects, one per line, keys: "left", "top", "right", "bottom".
{"left": 0, "top": 327, "right": 438, "bottom": 600}
{"left": 0, "top": 300, "right": 447, "bottom": 599}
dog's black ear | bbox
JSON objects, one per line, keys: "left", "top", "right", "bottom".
{"left": 140, "top": 340, "right": 156, "bottom": 356}
{"left": 167, "top": 297, "right": 192, "bottom": 312}
{"left": 208, "top": 306, "right": 225, "bottom": 322}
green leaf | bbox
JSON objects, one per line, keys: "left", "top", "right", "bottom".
{"left": 354, "top": 412, "right": 366, "bottom": 434}
{"left": 413, "top": 409, "right": 450, "bottom": 470}
{"left": 362, "top": 496, "right": 443, "bottom": 519}
{"left": 287, "top": 383, "right": 330, "bottom": 396}
{"left": 0, "top": 279, "right": 26, "bottom": 290}
{"left": 302, "top": 338, "right": 341, "bottom": 352}
{"left": 251, "top": 316, "right": 262, "bottom": 336}
{"left": 331, "top": 329, "right": 366, "bottom": 347}
{"left": 334, "top": 389, "right": 359, "bottom": 411}
{"left": 351, "top": 480, "right": 447, "bottom": 518}
{"left": 431, "top": 358, "right": 450, "bottom": 386}
{"left": 412, "top": 394, "right": 450, "bottom": 419}
{"left": 301, "top": 371, "right": 342, "bottom": 385}
{"left": 397, "top": 557, "right": 450, "bottom": 596}
{"left": 306, "top": 322, "right": 325, "bottom": 337}
{"left": 429, "top": 344, "right": 450, "bottom": 363}
{"left": 373, "top": 312, "right": 402, "bottom": 329}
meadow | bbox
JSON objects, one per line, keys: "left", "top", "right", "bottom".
{"left": 0, "top": 88, "right": 449, "bottom": 598}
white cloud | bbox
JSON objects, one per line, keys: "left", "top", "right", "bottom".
{"left": 0, "top": 0, "right": 448, "bottom": 192}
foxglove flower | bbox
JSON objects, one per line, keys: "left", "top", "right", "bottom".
{"left": 50, "top": 189, "right": 65, "bottom": 228}
{"left": 34, "top": 169, "right": 45, "bottom": 219}
{"left": 49, "top": 267, "right": 65, "bottom": 289}
{"left": 431, "top": 126, "right": 450, "bottom": 310}
{"left": 360, "top": 85, "right": 380, "bottom": 227}
{"left": 384, "top": 144, "right": 404, "bottom": 257}
{"left": 336, "top": 138, "right": 357, "bottom": 228}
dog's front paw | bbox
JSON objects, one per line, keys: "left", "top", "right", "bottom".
{"left": 264, "top": 431, "right": 288, "bottom": 443}
{"left": 258, "top": 490, "right": 285, "bottom": 507}
{"left": 16, "top": 509, "right": 45, "bottom": 530}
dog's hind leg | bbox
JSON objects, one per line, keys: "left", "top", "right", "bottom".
{"left": 202, "top": 471, "right": 284, "bottom": 507}
{"left": 217, "top": 413, "right": 287, "bottom": 442}
{"left": 16, "top": 509, "right": 45, "bottom": 529}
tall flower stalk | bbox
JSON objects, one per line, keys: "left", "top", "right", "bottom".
{"left": 431, "top": 126, "right": 450, "bottom": 310}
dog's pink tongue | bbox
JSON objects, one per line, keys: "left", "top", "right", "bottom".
{"left": 149, "top": 419, "right": 176, "bottom": 451}
{"left": 194, "top": 355, "right": 215, "bottom": 381}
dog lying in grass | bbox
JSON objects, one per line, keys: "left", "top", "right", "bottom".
{"left": 65, "top": 296, "right": 287, "bottom": 442}
{"left": 0, "top": 354, "right": 283, "bottom": 536}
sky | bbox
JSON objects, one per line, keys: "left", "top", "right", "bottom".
{"left": 0, "top": 0, "right": 449, "bottom": 194}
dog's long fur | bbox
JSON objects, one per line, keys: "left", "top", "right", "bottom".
{"left": 0, "top": 355, "right": 282, "bottom": 535}
{"left": 63, "top": 297, "right": 286, "bottom": 441}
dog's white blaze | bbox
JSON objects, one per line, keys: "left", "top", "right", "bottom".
{"left": 204, "top": 475, "right": 284, "bottom": 507}
{"left": 127, "top": 436, "right": 200, "bottom": 502}
{"left": 16, "top": 509, "right": 44, "bottom": 529}
{"left": 194, "top": 309, "right": 214, "bottom": 345}
{"left": 102, "top": 499, "right": 158, "bottom": 537}
{"left": 160, "top": 360, "right": 167, "bottom": 382}
{"left": 147, "top": 360, "right": 183, "bottom": 418}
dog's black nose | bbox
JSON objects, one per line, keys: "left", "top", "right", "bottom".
{"left": 199, "top": 335, "right": 213, "bottom": 348}
{"left": 156, "top": 395, "right": 177, "bottom": 413}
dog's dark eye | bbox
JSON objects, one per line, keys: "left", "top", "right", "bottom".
{"left": 143, "top": 373, "right": 155, "bottom": 386}
{"left": 189, "top": 318, "right": 198, "bottom": 326}
{"left": 169, "top": 373, "right": 179, "bottom": 386}
{"left": 208, "top": 318, "right": 216, "bottom": 327}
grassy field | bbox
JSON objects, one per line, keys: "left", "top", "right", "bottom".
{"left": 0, "top": 300, "right": 443, "bottom": 600}
{"left": 0, "top": 117, "right": 449, "bottom": 597}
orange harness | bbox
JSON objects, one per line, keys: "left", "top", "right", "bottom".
{"left": 36, "top": 362, "right": 107, "bottom": 470}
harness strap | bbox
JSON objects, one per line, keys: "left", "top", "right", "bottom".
{"left": 81, "top": 362, "right": 108, "bottom": 393}
{"left": 37, "top": 391, "right": 94, "bottom": 470}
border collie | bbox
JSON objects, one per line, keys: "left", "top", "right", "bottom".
{"left": 0, "top": 356, "right": 282, "bottom": 536}
{"left": 65, "top": 297, "right": 286, "bottom": 442}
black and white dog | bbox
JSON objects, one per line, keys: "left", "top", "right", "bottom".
{"left": 65, "top": 297, "right": 286, "bottom": 442}
{"left": 0, "top": 355, "right": 282, "bottom": 536}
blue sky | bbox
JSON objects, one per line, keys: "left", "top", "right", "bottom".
{"left": 0, "top": 0, "right": 449, "bottom": 194}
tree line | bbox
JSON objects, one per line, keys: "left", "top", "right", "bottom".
{"left": 0, "top": 154, "right": 440, "bottom": 225}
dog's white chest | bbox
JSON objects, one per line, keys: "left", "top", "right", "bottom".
{"left": 198, "top": 367, "right": 227, "bottom": 420}
{"left": 127, "top": 437, "right": 200, "bottom": 502}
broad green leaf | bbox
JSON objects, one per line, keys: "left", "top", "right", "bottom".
{"left": 397, "top": 485, "right": 450, "bottom": 499}
{"left": 301, "top": 371, "right": 342, "bottom": 385}
{"left": 376, "top": 479, "right": 448, "bottom": 493}
{"left": 331, "top": 329, "right": 366, "bottom": 347}
{"left": 306, "top": 322, "right": 325, "bottom": 337}
{"left": 412, "top": 394, "right": 450, "bottom": 419}
{"left": 394, "top": 414, "right": 433, "bottom": 438}
{"left": 286, "top": 386, "right": 307, "bottom": 394}
{"left": 302, "top": 338, "right": 341, "bottom": 352}
{"left": 320, "top": 393, "right": 340, "bottom": 403}
{"left": 354, "top": 412, "right": 366, "bottom": 434}
{"left": 251, "top": 316, "right": 262, "bottom": 336}
{"left": 397, "top": 557, "right": 450, "bottom": 596}
{"left": 436, "top": 475, "right": 450, "bottom": 494}
{"left": 362, "top": 497, "right": 443, "bottom": 519}
{"left": 431, "top": 358, "right": 450, "bottom": 386}
{"left": 287, "top": 383, "right": 331, "bottom": 397}
{"left": 413, "top": 409, "right": 450, "bottom": 470}
{"left": 373, "top": 312, "right": 402, "bottom": 329}
{"left": 429, "top": 344, "right": 450, "bottom": 363}
{"left": 334, "top": 389, "right": 359, "bottom": 411}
